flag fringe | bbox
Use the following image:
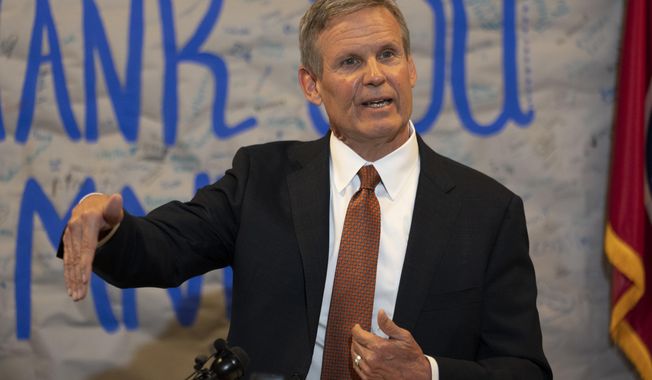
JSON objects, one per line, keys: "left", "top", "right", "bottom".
{"left": 605, "top": 223, "right": 652, "bottom": 379}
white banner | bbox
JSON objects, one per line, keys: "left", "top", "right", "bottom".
{"left": 0, "top": 1, "right": 627, "bottom": 378}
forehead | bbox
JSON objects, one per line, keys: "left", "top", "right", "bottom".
{"left": 317, "top": 7, "right": 404, "bottom": 54}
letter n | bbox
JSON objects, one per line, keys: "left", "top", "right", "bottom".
{"left": 83, "top": 0, "right": 143, "bottom": 142}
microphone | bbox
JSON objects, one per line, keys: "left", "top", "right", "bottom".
{"left": 213, "top": 338, "right": 227, "bottom": 352}
{"left": 185, "top": 339, "right": 249, "bottom": 380}
{"left": 209, "top": 345, "right": 249, "bottom": 380}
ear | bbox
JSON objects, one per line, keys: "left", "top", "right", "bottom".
{"left": 408, "top": 55, "right": 417, "bottom": 88}
{"left": 298, "top": 67, "right": 322, "bottom": 106}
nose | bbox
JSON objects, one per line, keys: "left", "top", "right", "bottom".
{"left": 364, "top": 59, "right": 386, "bottom": 87}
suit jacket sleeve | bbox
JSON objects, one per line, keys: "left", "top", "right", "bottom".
{"left": 71, "top": 146, "right": 254, "bottom": 289}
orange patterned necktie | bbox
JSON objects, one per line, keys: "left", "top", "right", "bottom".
{"left": 321, "top": 165, "right": 382, "bottom": 380}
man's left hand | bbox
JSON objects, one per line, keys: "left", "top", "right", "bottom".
{"left": 350, "top": 309, "right": 431, "bottom": 380}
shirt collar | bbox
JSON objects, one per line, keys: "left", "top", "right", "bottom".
{"left": 330, "top": 121, "right": 420, "bottom": 200}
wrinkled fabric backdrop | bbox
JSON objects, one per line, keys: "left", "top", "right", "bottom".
{"left": 0, "top": 0, "right": 633, "bottom": 379}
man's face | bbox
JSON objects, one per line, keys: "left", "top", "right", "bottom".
{"left": 299, "top": 7, "right": 417, "bottom": 160}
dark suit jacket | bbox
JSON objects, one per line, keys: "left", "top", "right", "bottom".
{"left": 75, "top": 134, "right": 551, "bottom": 379}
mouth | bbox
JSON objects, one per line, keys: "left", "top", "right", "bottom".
{"left": 361, "top": 98, "right": 393, "bottom": 109}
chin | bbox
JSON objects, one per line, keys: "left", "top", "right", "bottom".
{"left": 366, "top": 120, "right": 408, "bottom": 138}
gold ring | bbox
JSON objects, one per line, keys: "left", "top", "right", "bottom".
{"left": 354, "top": 354, "right": 362, "bottom": 367}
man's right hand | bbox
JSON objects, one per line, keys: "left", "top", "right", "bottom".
{"left": 63, "top": 193, "right": 124, "bottom": 301}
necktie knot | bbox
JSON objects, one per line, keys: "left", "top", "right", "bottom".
{"left": 358, "top": 165, "right": 381, "bottom": 191}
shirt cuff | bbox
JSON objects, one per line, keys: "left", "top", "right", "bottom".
{"left": 97, "top": 223, "right": 120, "bottom": 248}
{"left": 78, "top": 192, "right": 105, "bottom": 204}
{"left": 425, "top": 355, "right": 439, "bottom": 380}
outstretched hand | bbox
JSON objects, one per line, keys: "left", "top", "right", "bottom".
{"left": 63, "top": 193, "right": 123, "bottom": 301}
{"left": 350, "top": 309, "right": 431, "bottom": 380}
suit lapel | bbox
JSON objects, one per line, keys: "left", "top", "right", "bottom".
{"left": 393, "top": 136, "right": 461, "bottom": 331}
{"left": 285, "top": 134, "right": 461, "bottom": 337}
{"left": 286, "top": 135, "right": 331, "bottom": 341}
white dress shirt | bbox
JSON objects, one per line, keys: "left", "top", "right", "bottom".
{"left": 307, "top": 123, "right": 439, "bottom": 379}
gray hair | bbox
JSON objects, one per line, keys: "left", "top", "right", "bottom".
{"left": 299, "top": 0, "right": 411, "bottom": 78}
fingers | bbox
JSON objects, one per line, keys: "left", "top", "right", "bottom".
{"left": 351, "top": 339, "right": 374, "bottom": 379}
{"left": 103, "top": 194, "right": 124, "bottom": 227}
{"left": 63, "top": 226, "right": 73, "bottom": 297}
{"left": 78, "top": 210, "right": 103, "bottom": 298}
{"left": 64, "top": 223, "right": 85, "bottom": 301}
{"left": 351, "top": 323, "right": 389, "bottom": 379}
{"left": 350, "top": 313, "right": 430, "bottom": 379}
{"left": 377, "top": 309, "right": 409, "bottom": 340}
{"left": 351, "top": 324, "right": 376, "bottom": 357}
{"left": 63, "top": 192, "right": 121, "bottom": 301}
{"left": 352, "top": 322, "right": 379, "bottom": 347}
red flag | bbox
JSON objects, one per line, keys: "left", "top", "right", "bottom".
{"left": 605, "top": 0, "right": 652, "bottom": 378}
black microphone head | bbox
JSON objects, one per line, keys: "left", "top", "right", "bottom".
{"left": 194, "top": 354, "right": 209, "bottom": 370}
{"left": 209, "top": 345, "right": 249, "bottom": 380}
{"left": 230, "top": 346, "right": 250, "bottom": 370}
{"left": 213, "top": 338, "right": 227, "bottom": 352}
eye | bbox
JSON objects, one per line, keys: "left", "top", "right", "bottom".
{"left": 341, "top": 56, "right": 359, "bottom": 67}
{"left": 379, "top": 49, "right": 396, "bottom": 60}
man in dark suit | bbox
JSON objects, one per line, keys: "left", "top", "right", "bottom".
{"left": 60, "top": 1, "right": 551, "bottom": 379}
